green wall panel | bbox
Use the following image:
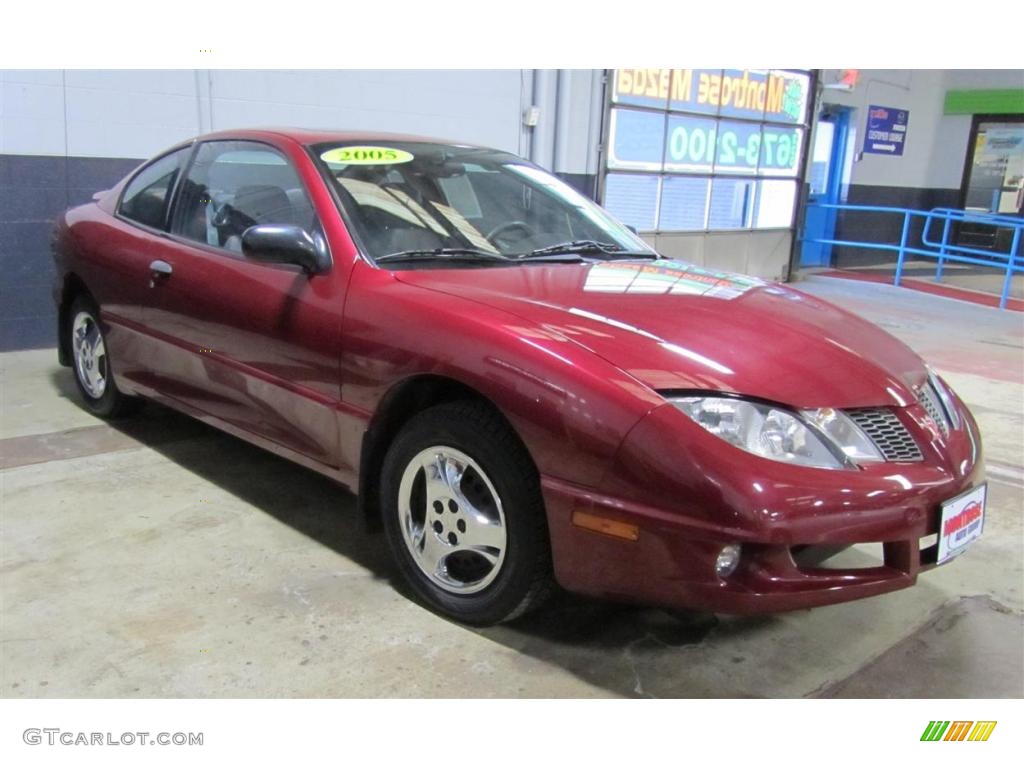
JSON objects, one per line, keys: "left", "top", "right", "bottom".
{"left": 944, "top": 89, "right": 1024, "bottom": 115}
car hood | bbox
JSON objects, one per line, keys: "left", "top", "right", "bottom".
{"left": 394, "top": 259, "right": 927, "bottom": 409}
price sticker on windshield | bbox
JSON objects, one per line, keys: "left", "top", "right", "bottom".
{"left": 320, "top": 146, "right": 414, "bottom": 165}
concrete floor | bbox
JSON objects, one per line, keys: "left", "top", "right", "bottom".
{"left": 1, "top": 275, "right": 1022, "bottom": 698}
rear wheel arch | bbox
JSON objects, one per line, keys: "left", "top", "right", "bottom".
{"left": 357, "top": 374, "right": 538, "bottom": 530}
{"left": 57, "top": 273, "right": 94, "bottom": 366}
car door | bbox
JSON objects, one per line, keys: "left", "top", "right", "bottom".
{"left": 142, "top": 139, "right": 346, "bottom": 468}
{"left": 87, "top": 147, "right": 190, "bottom": 381}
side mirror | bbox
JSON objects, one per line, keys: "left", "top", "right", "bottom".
{"left": 241, "top": 224, "right": 329, "bottom": 274}
{"left": 625, "top": 224, "right": 639, "bottom": 235}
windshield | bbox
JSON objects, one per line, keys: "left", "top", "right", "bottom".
{"left": 311, "top": 141, "right": 655, "bottom": 265}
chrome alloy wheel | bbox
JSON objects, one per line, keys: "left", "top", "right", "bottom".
{"left": 72, "top": 310, "right": 108, "bottom": 399}
{"left": 397, "top": 446, "right": 507, "bottom": 594}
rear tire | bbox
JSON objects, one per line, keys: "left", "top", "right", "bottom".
{"left": 380, "top": 400, "right": 553, "bottom": 625}
{"left": 67, "top": 295, "right": 138, "bottom": 418}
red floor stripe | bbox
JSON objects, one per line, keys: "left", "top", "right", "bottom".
{"left": 817, "top": 270, "right": 1024, "bottom": 312}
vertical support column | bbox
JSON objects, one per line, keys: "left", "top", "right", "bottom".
{"left": 553, "top": 70, "right": 572, "bottom": 173}
{"left": 194, "top": 70, "right": 214, "bottom": 134}
{"left": 586, "top": 69, "right": 606, "bottom": 198}
{"left": 518, "top": 69, "right": 534, "bottom": 159}
{"left": 1001, "top": 228, "right": 1020, "bottom": 310}
{"left": 935, "top": 216, "right": 951, "bottom": 281}
{"left": 894, "top": 212, "right": 911, "bottom": 287}
{"left": 530, "top": 70, "right": 557, "bottom": 171}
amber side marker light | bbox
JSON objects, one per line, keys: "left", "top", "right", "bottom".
{"left": 571, "top": 510, "right": 639, "bottom": 541}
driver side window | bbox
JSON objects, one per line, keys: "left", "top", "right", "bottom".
{"left": 171, "top": 141, "right": 319, "bottom": 254}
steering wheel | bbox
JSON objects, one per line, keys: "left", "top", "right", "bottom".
{"left": 485, "top": 220, "right": 537, "bottom": 245}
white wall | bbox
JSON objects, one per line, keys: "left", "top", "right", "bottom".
{"left": 6, "top": 67, "right": 1017, "bottom": 184}
{"left": 944, "top": 70, "right": 1024, "bottom": 89}
{"left": 1, "top": 69, "right": 530, "bottom": 159}
{"left": 821, "top": 69, "right": 1024, "bottom": 192}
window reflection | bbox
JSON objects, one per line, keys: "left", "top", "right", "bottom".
{"left": 582, "top": 260, "right": 764, "bottom": 299}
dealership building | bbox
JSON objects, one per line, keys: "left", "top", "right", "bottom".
{"left": 3, "top": 69, "right": 1023, "bottom": 349}
{"left": 1, "top": 68, "right": 1022, "bottom": 700}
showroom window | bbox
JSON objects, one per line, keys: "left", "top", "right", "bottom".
{"left": 602, "top": 69, "right": 812, "bottom": 232}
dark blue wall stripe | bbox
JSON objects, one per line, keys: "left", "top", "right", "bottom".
{"left": 0, "top": 154, "right": 141, "bottom": 351}
{"left": 832, "top": 185, "right": 961, "bottom": 268}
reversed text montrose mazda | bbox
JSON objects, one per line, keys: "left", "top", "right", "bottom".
{"left": 52, "top": 129, "right": 986, "bottom": 625}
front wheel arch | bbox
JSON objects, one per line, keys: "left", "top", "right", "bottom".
{"left": 357, "top": 374, "right": 538, "bottom": 531}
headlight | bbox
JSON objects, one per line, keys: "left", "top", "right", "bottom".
{"left": 670, "top": 397, "right": 883, "bottom": 469}
{"left": 803, "top": 407, "right": 884, "bottom": 463}
{"left": 926, "top": 367, "right": 962, "bottom": 430}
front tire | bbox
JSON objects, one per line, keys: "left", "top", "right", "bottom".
{"left": 67, "top": 296, "right": 137, "bottom": 417}
{"left": 380, "top": 400, "right": 553, "bottom": 625}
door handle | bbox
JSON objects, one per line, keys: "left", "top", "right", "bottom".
{"left": 148, "top": 260, "right": 173, "bottom": 287}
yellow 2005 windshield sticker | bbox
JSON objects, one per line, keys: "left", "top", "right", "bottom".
{"left": 320, "top": 146, "right": 414, "bottom": 165}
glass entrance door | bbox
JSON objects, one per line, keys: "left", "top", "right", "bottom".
{"left": 800, "top": 108, "right": 850, "bottom": 267}
{"left": 958, "top": 116, "right": 1023, "bottom": 251}
{"left": 962, "top": 118, "right": 1023, "bottom": 215}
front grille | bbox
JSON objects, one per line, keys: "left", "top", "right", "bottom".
{"left": 918, "top": 383, "right": 950, "bottom": 436}
{"left": 844, "top": 407, "right": 923, "bottom": 462}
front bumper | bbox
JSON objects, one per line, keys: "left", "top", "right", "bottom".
{"left": 541, "top": 399, "right": 983, "bottom": 614}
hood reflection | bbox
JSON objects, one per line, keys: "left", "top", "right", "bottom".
{"left": 583, "top": 259, "right": 766, "bottom": 299}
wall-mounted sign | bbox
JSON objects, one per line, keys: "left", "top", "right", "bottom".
{"left": 864, "top": 105, "right": 909, "bottom": 156}
{"left": 608, "top": 109, "right": 803, "bottom": 176}
{"left": 612, "top": 69, "right": 809, "bottom": 125}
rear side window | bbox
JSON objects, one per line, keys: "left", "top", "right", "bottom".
{"left": 118, "top": 148, "right": 189, "bottom": 229}
{"left": 171, "top": 140, "right": 319, "bottom": 253}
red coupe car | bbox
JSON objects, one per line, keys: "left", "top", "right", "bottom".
{"left": 52, "top": 129, "right": 986, "bottom": 625}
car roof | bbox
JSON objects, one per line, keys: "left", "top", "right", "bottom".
{"left": 194, "top": 127, "right": 492, "bottom": 151}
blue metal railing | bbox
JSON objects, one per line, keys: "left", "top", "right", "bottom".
{"left": 803, "top": 204, "right": 1023, "bottom": 309}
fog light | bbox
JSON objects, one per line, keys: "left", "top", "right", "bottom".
{"left": 715, "top": 544, "right": 741, "bottom": 578}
